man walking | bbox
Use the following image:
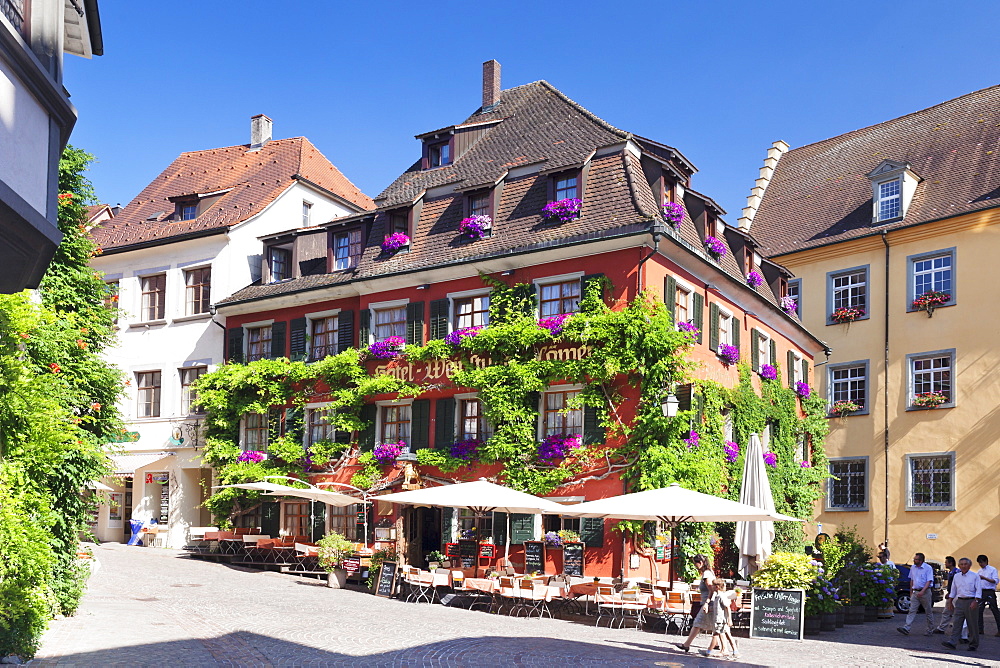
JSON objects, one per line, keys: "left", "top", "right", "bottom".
{"left": 976, "top": 554, "right": 1000, "bottom": 635}
{"left": 898, "top": 552, "right": 936, "bottom": 636}
{"left": 943, "top": 557, "right": 982, "bottom": 651}
{"left": 934, "top": 556, "right": 959, "bottom": 634}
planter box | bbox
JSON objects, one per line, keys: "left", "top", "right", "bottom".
{"left": 326, "top": 569, "right": 347, "bottom": 589}
{"left": 804, "top": 614, "right": 822, "bottom": 635}
{"left": 845, "top": 605, "right": 865, "bottom": 624}
{"left": 821, "top": 612, "right": 837, "bottom": 631}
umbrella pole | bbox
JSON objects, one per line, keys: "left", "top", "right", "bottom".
{"left": 669, "top": 527, "right": 675, "bottom": 591}
{"left": 504, "top": 513, "right": 511, "bottom": 570}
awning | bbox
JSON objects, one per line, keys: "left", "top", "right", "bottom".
{"left": 86, "top": 481, "right": 115, "bottom": 491}
{"left": 110, "top": 452, "right": 175, "bottom": 476}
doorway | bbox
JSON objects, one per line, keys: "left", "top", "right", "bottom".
{"left": 405, "top": 506, "right": 442, "bottom": 566}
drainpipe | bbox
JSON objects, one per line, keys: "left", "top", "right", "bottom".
{"left": 880, "top": 231, "right": 890, "bottom": 549}
{"left": 638, "top": 221, "right": 666, "bottom": 296}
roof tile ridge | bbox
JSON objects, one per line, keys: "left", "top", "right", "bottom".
{"left": 784, "top": 83, "right": 1000, "bottom": 156}
{"left": 621, "top": 151, "right": 657, "bottom": 219}
{"left": 536, "top": 80, "right": 631, "bottom": 140}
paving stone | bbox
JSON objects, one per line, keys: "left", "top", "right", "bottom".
{"left": 28, "top": 544, "right": 1000, "bottom": 667}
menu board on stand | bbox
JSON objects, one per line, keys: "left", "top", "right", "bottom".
{"left": 375, "top": 561, "right": 398, "bottom": 598}
{"left": 562, "top": 542, "right": 584, "bottom": 577}
{"left": 750, "top": 588, "right": 805, "bottom": 641}
{"left": 523, "top": 540, "right": 544, "bottom": 574}
{"left": 458, "top": 539, "right": 478, "bottom": 569}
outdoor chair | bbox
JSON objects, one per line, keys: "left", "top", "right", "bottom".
{"left": 618, "top": 589, "right": 647, "bottom": 630}
{"left": 662, "top": 590, "right": 691, "bottom": 635}
{"left": 519, "top": 581, "right": 554, "bottom": 619}
{"left": 495, "top": 576, "right": 521, "bottom": 615}
{"left": 595, "top": 586, "right": 623, "bottom": 627}
{"left": 406, "top": 567, "right": 436, "bottom": 604}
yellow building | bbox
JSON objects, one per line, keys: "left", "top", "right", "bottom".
{"left": 742, "top": 85, "right": 1000, "bottom": 563}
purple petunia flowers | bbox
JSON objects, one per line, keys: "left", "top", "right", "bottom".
{"left": 760, "top": 363, "right": 777, "bottom": 381}
{"left": 718, "top": 343, "right": 740, "bottom": 366}
{"left": 662, "top": 202, "right": 685, "bottom": 226}
{"left": 368, "top": 336, "right": 405, "bottom": 359}
{"left": 445, "top": 326, "right": 482, "bottom": 346}
{"left": 724, "top": 440, "right": 740, "bottom": 463}
{"left": 795, "top": 381, "right": 811, "bottom": 399}
{"left": 538, "top": 314, "right": 569, "bottom": 336}
{"left": 704, "top": 236, "right": 727, "bottom": 257}
{"left": 541, "top": 198, "right": 582, "bottom": 223}
{"left": 763, "top": 451, "right": 778, "bottom": 468}
{"left": 381, "top": 232, "right": 410, "bottom": 253}
{"left": 747, "top": 271, "right": 764, "bottom": 288}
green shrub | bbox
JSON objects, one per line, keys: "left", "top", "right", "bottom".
{"left": 752, "top": 552, "right": 816, "bottom": 589}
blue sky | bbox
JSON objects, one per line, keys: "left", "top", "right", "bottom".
{"left": 66, "top": 1, "right": 999, "bottom": 221}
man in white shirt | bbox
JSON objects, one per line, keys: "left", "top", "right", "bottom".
{"left": 898, "top": 552, "right": 936, "bottom": 635}
{"left": 943, "top": 557, "right": 982, "bottom": 651}
{"left": 976, "top": 554, "right": 999, "bottom": 636}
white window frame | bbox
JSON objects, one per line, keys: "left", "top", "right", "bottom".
{"left": 906, "top": 348, "right": 956, "bottom": 410}
{"left": 826, "top": 456, "right": 869, "bottom": 512}
{"left": 305, "top": 402, "right": 337, "bottom": 447}
{"left": 375, "top": 399, "right": 413, "bottom": 454}
{"left": 537, "top": 383, "right": 585, "bottom": 440}
{"left": 305, "top": 309, "right": 340, "bottom": 361}
{"left": 827, "top": 359, "right": 870, "bottom": 416}
{"left": 447, "top": 288, "right": 491, "bottom": 332}
{"left": 368, "top": 298, "right": 409, "bottom": 344}
{"left": 674, "top": 280, "right": 693, "bottom": 330}
{"left": 905, "top": 451, "right": 956, "bottom": 511}
{"left": 876, "top": 178, "right": 901, "bottom": 222}
{"left": 791, "top": 351, "right": 805, "bottom": 384}
{"left": 453, "top": 392, "right": 494, "bottom": 442}
{"left": 756, "top": 329, "right": 771, "bottom": 370}
{"left": 906, "top": 248, "right": 956, "bottom": 312}
{"left": 786, "top": 278, "right": 801, "bottom": 317}
{"left": 718, "top": 307, "right": 735, "bottom": 346}
{"left": 302, "top": 200, "right": 313, "bottom": 227}
{"left": 533, "top": 272, "right": 584, "bottom": 318}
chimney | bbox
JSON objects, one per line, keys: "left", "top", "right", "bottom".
{"left": 250, "top": 114, "right": 272, "bottom": 148}
{"left": 482, "top": 60, "right": 501, "bottom": 110}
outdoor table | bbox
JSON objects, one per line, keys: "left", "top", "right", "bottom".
{"left": 241, "top": 534, "right": 273, "bottom": 544}
{"left": 219, "top": 538, "right": 244, "bottom": 555}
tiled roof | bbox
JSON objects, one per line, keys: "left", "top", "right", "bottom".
{"left": 751, "top": 85, "right": 1000, "bottom": 256}
{"left": 91, "top": 137, "right": 374, "bottom": 251}
{"left": 222, "top": 81, "right": 783, "bottom": 310}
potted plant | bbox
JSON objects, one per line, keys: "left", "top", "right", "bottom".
{"left": 541, "top": 197, "right": 582, "bottom": 223}
{"left": 746, "top": 271, "right": 765, "bottom": 289}
{"left": 373, "top": 441, "right": 405, "bottom": 464}
{"left": 831, "top": 400, "right": 861, "bottom": 417}
{"left": 830, "top": 306, "right": 864, "bottom": 323}
{"left": 759, "top": 363, "right": 777, "bottom": 381}
{"left": 458, "top": 215, "right": 492, "bottom": 240}
{"left": 912, "top": 391, "right": 947, "bottom": 409}
{"left": 367, "top": 336, "right": 405, "bottom": 359}
{"left": 426, "top": 549, "right": 446, "bottom": 570}
{"left": 912, "top": 290, "right": 950, "bottom": 316}
{"left": 317, "top": 532, "right": 354, "bottom": 589}
{"left": 661, "top": 202, "right": 684, "bottom": 228}
{"left": 877, "top": 564, "right": 899, "bottom": 618}
{"left": 807, "top": 575, "right": 839, "bottom": 632}
{"left": 718, "top": 343, "right": 740, "bottom": 366}
{"left": 381, "top": 232, "right": 410, "bottom": 254}
{"left": 703, "top": 236, "right": 727, "bottom": 258}
{"left": 544, "top": 531, "right": 563, "bottom": 548}
{"left": 752, "top": 552, "right": 818, "bottom": 632}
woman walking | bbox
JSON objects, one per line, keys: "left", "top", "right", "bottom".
{"left": 677, "top": 554, "right": 716, "bottom": 653}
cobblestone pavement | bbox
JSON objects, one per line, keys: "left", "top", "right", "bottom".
{"left": 28, "top": 543, "right": 1000, "bottom": 667}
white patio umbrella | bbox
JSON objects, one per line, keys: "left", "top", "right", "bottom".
{"left": 375, "top": 479, "right": 568, "bottom": 572}
{"left": 736, "top": 433, "right": 777, "bottom": 577}
{"left": 560, "top": 482, "right": 799, "bottom": 585}
{"left": 215, "top": 481, "right": 303, "bottom": 494}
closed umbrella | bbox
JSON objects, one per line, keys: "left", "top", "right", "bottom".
{"left": 736, "top": 433, "right": 777, "bottom": 577}
{"left": 375, "top": 478, "right": 568, "bottom": 573}
{"left": 561, "top": 482, "right": 799, "bottom": 585}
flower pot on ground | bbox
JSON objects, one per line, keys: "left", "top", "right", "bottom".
{"left": 804, "top": 614, "right": 822, "bottom": 635}
{"left": 845, "top": 605, "right": 865, "bottom": 624}
{"left": 878, "top": 603, "right": 895, "bottom": 619}
{"left": 864, "top": 606, "right": 878, "bottom": 622}
{"left": 821, "top": 612, "right": 837, "bottom": 631}
{"left": 317, "top": 532, "right": 354, "bottom": 589}
{"left": 426, "top": 550, "right": 446, "bottom": 571}
{"left": 835, "top": 607, "right": 846, "bottom": 627}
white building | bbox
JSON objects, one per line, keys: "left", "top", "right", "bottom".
{"left": 90, "top": 116, "right": 373, "bottom": 548}
{"left": 1, "top": 0, "right": 103, "bottom": 292}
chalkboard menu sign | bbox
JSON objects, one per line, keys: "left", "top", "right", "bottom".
{"left": 445, "top": 542, "right": 460, "bottom": 558}
{"left": 375, "top": 561, "right": 398, "bottom": 598}
{"left": 562, "top": 542, "right": 584, "bottom": 577}
{"left": 523, "top": 541, "right": 544, "bottom": 574}
{"left": 458, "top": 539, "right": 478, "bottom": 568}
{"left": 750, "top": 588, "right": 805, "bottom": 641}
{"left": 479, "top": 543, "right": 495, "bottom": 558}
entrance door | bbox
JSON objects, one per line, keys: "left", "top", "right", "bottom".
{"left": 406, "top": 506, "right": 442, "bottom": 567}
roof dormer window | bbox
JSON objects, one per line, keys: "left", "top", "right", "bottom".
{"left": 554, "top": 173, "right": 579, "bottom": 201}
{"left": 867, "top": 160, "right": 920, "bottom": 224}
{"left": 877, "top": 179, "right": 901, "bottom": 221}
{"left": 179, "top": 203, "right": 198, "bottom": 220}
{"left": 428, "top": 141, "right": 451, "bottom": 168}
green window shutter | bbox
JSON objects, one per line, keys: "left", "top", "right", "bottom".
{"left": 227, "top": 327, "right": 244, "bottom": 363}
{"left": 261, "top": 501, "right": 280, "bottom": 537}
{"left": 311, "top": 501, "right": 326, "bottom": 542}
{"left": 492, "top": 511, "right": 508, "bottom": 546}
{"left": 583, "top": 404, "right": 605, "bottom": 445}
{"left": 410, "top": 398, "right": 430, "bottom": 450}
{"left": 581, "top": 273, "right": 608, "bottom": 311}
{"left": 708, "top": 303, "right": 720, "bottom": 352}
{"left": 692, "top": 292, "right": 704, "bottom": 344}
{"left": 581, "top": 517, "right": 604, "bottom": 547}
{"left": 643, "top": 521, "right": 657, "bottom": 548}
{"left": 289, "top": 317, "right": 307, "bottom": 361}
{"left": 732, "top": 319, "right": 740, "bottom": 352}
{"left": 750, "top": 328, "right": 759, "bottom": 371}
{"left": 429, "top": 299, "right": 450, "bottom": 340}
{"left": 358, "top": 404, "right": 377, "bottom": 451}
{"left": 526, "top": 391, "right": 541, "bottom": 439}
{"left": 441, "top": 507, "right": 454, "bottom": 544}
{"left": 676, "top": 383, "right": 693, "bottom": 412}
{"left": 270, "top": 321, "right": 287, "bottom": 359}
{"left": 769, "top": 339, "right": 777, "bottom": 366}
{"left": 337, "top": 310, "right": 354, "bottom": 352}
{"left": 802, "top": 359, "right": 809, "bottom": 385}
{"left": 787, "top": 350, "right": 796, "bottom": 387}
{"left": 358, "top": 309, "right": 371, "bottom": 346}
{"left": 510, "top": 513, "right": 534, "bottom": 545}
{"left": 406, "top": 301, "right": 425, "bottom": 345}
{"left": 284, "top": 406, "right": 304, "bottom": 444}
{"left": 664, "top": 275, "right": 677, "bottom": 324}
{"left": 694, "top": 391, "right": 705, "bottom": 426}
{"left": 435, "top": 397, "right": 456, "bottom": 448}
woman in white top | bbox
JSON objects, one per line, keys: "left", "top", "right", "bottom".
{"left": 677, "top": 554, "right": 716, "bottom": 653}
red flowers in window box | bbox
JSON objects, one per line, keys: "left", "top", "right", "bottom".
{"left": 831, "top": 400, "right": 861, "bottom": 416}
{"left": 912, "top": 291, "right": 950, "bottom": 316}
{"left": 912, "top": 391, "right": 947, "bottom": 408}
{"left": 830, "top": 307, "right": 864, "bottom": 323}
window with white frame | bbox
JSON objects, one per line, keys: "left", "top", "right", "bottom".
{"left": 309, "top": 316, "right": 338, "bottom": 361}
{"left": 907, "top": 452, "right": 955, "bottom": 510}
{"left": 828, "top": 457, "right": 868, "bottom": 510}
{"left": 674, "top": 284, "right": 691, "bottom": 329}
{"left": 333, "top": 228, "right": 364, "bottom": 270}
{"left": 756, "top": 330, "right": 770, "bottom": 370}
{"left": 718, "top": 310, "right": 734, "bottom": 345}
{"left": 328, "top": 504, "right": 359, "bottom": 541}
{"left": 829, "top": 361, "right": 868, "bottom": 413}
{"left": 140, "top": 274, "right": 166, "bottom": 321}
{"left": 373, "top": 305, "right": 406, "bottom": 341}
{"left": 791, "top": 351, "right": 805, "bottom": 384}
{"left": 876, "top": 179, "right": 901, "bottom": 221}
{"left": 829, "top": 267, "right": 868, "bottom": 319}
{"left": 136, "top": 371, "right": 161, "bottom": 418}
{"left": 554, "top": 173, "right": 579, "bottom": 201}
{"left": 306, "top": 406, "right": 336, "bottom": 446}
{"left": 908, "top": 350, "right": 954, "bottom": 407}
{"left": 268, "top": 246, "right": 292, "bottom": 282}
{"left": 542, "top": 388, "right": 583, "bottom": 437}
{"left": 459, "top": 397, "right": 493, "bottom": 441}
{"left": 243, "top": 413, "right": 268, "bottom": 451}
{"left": 180, "top": 366, "right": 207, "bottom": 414}
{"left": 538, "top": 279, "right": 581, "bottom": 317}
{"left": 908, "top": 249, "right": 955, "bottom": 309}
{"left": 454, "top": 294, "right": 490, "bottom": 330}
{"left": 184, "top": 267, "right": 211, "bottom": 316}
{"left": 380, "top": 403, "right": 411, "bottom": 449}
{"left": 786, "top": 279, "right": 801, "bottom": 316}
{"left": 246, "top": 325, "right": 272, "bottom": 362}
{"left": 302, "top": 201, "right": 312, "bottom": 226}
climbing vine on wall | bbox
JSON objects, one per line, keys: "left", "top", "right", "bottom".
{"left": 196, "top": 275, "right": 829, "bottom": 558}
